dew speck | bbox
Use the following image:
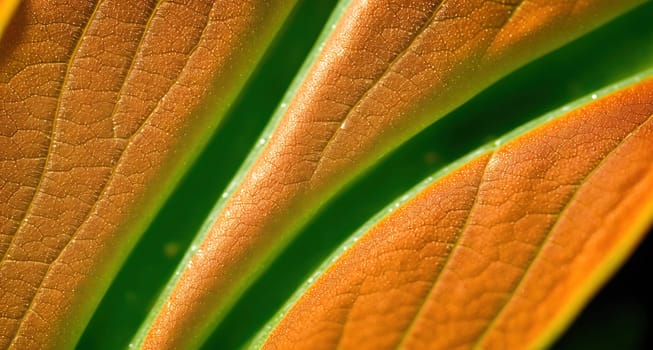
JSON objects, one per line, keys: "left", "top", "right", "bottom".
{"left": 163, "top": 241, "right": 181, "bottom": 258}
{"left": 423, "top": 151, "right": 439, "bottom": 165}
{"left": 258, "top": 137, "right": 266, "bottom": 146}
{"left": 221, "top": 192, "right": 229, "bottom": 198}
{"left": 124, "top": 291, "right": 137, "bottom": 303}
{"left": 591, "top": 94, "right": 598, "bottom": 100}
{"left": 340, "top": 120, "right": 347, "bottom": 129}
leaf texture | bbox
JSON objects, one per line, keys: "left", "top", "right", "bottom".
{"left": 0, "top": 0, "right": 296, "bottom": 348}
{"left": 139, "top": 0, "right": 645, "bottom": 347}
{"left": 258, "top": 76, "right": 653, "bottom": 349}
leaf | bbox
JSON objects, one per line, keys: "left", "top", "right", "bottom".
{"left": 0, "top": 0, "right": 296, "bottom": 348}
{"left": 0, "top": 0, "right": 19, "bottom": 40}
{"left": 135, "top": 0, "right": 647, "bottom": 348}
{"left": 255, "top": 73, "right": 653, "bottom": 349}
{"left": 2, "top": 1, "right": 652, "bottom": 349}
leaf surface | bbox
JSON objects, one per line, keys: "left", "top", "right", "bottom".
{"left": 0, "top": 0, "right": 19, "bottom": 40}
{"left": 0, "top": 0, "right": 296, "bottom": 347}
{"left": 138, "top": 1, "right": 646, "bottom": 348}
{"left": 257, "top": 74, "right": 653, "bottom": 349}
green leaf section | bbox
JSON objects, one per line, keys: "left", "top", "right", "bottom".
{"left": 250, "top": 66, "right": 653, "bottom": 349}
{"left": 78, "top": 2, "right": 653, "bottom": 349}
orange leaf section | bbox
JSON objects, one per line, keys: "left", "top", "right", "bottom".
{"left": 0, "top": 0, "right": 293, "bottom": 348}
{"left": 0, "top": 0, "right": 19, "bottom": 40}
{"left": 143, "top": 0, "right": 643, "bottom": 347}
{"left": 262, "top": 78, "right": 653, "bottom": 349}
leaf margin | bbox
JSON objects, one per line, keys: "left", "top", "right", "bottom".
{"left": 128, "top": 1, "right": 354, "bottom": 347}
{"left": 132, "top": 1, "right": 652, "bottom": 347}
{"left": 249, "top": 67, "right": 653, "bottom": 349}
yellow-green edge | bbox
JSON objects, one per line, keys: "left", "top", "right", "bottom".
{"left": 50, "top": 1, "right": 301, "bottom": 348}
{"left": 131, "top": 1, "right": 648, "bottom": 347}
{"left": 131, "top": 1, "right": 650, "bottom": 347}
{"left": 0, "top": 0, "right": 297, "bottom": 347}
{"left": 533, "top": 156, "right": 653, "bottom": 347}
{"left": 0, "top": 0, "right": 300, "bottom": 348}
{"left": 127, "top": 0, "right": 346, "bottom": 347}
{"left": 248, "top": 67, "right": 653, "bottom": 349}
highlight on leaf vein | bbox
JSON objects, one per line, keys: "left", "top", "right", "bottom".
{"left": 0, "top": 0, "right": 652, "bottom": 349}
